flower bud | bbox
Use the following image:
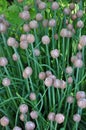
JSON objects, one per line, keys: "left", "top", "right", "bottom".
{"left": 19, "top": 114, "right": 26, "bottom": 122}
{"left": 12, "top": 53, "right": 19, "bottom": 61}
{"left": 29, "top": 20, "right": 38, "bottom": 29}
{"left": 25, "top": 121, "right": 35, "bottom": 130}
{"left": 54, "top": 34, "right": 58, "bottom": 40}
{"left": 20, "top": 40, "right": 28, "bottom": 49}
{"left": 19, "top": 11, "right": 30, "bottom": 20}
{"left": 30, "top": 111, "right": 38, "bottom": 119}
{"left": 74, "top": 59, "right": 83, "bottom": 68}
{"left": 38, "top": 2, "right": 46, "bottom": 10}
{"left": 13, "top": 126, "right": 22, "bottom": 130}
{"left": 60, "top": 28, "right": 68, "bottom": 37}
{"left": 0, "top": 23, "right": 7, "bottom": 33}
{"left": 0, "top": 116, "right": 9, "bottom": 126}
{"left": 46, "top": 71, "right": 52, "bottom": 77}
{"left": 20, "top": 34, "right": 27, "bottom": 41}
{"left": 33, "top": 49, "right": 40, "bottom": 56}
{"left": 27, "top": 34, "right": 35, "bottom": 43}
{"left": 53, "top": 79, "right": 61, "bottom": 88}
{"left": 66, "top": 66, "right": 73, "bottom": 74}
{"left": 79, "top": 35, "right": 86, "bottom": 47}
{"left": 51, "top": 2, "right": 59, "bottom": 10}
{"left": 76, "top": 91, "right": 86, "bottom": 100}
{"left": 42, "top": 19, "right": 48, "bottom": 27}
{"left": 73, "top": 114, "right": 81, "bottom": 122}
{"left": 66, "top": 96, "right": 74, "bottom": 104}
{"left": 39, "top": 72, "right": 46, "bottom": 80}
{"left": 36, "top": 13, "right": 43, "bottom": 21}
{"left": 23, "top": 67, "right": 33, "bottom": 78}
{"left": 69, "top": 3, "right": 75, "bottom": 10}
{"left": 77, "top": 10, "right": 83, "bottom": 18}
{"left": 48, "top": 112, "right": 55, "bottom": 121}
{"left": 50, "top": 49, "right": 60, "bottom": 58}
{"left": 44, "top": 77, "right": 53, "bottom": 87}
{"left": 23, "top": 24, "right": 30, "bottom": 32}
{"left": 55, "top": 113, "right": 65, "bottom": 124}
{"left": 0, "top": 57, "right": 8, "bottom": 66}
{"left": 29, "top": 92, "right": 36, "bottom": 101}
{"left": 19, "top": 104, "right": 28, "bottom": 114}
{"left": 2, "top": 78, "right": 11, "bottom": 86}
{"left": 67, "top": 77, "right": 73, "bottom": 84}
{"left": 77, "top": 98, "right": 86, "bottom": 109}
{"left": 63, "top": 8, "right": 71, "bottom": 15}
{"left": 48, "top": 19, "right": 56, "bottom": 27}
{"left": 77, "top": 20, "right": 84, "bottom": 28}
{"left": 42, "top": 35, "right": 50, "bottom": 44}
{"left": 60, "top": 80, "right": 66, "bottom": 89}
{"left": 7, "top": 37, "right": 16, "bottom": 47}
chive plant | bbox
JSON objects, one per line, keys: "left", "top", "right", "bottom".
{"left": 0, "top": 0, "right": 86, "bottom": 130}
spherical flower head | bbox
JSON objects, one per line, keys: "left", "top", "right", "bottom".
{"left": 48, "top": 75, "right": 56, "bottom": 81}
{"left": 67, "top": 24, "right": 73, "bottom": 30}
{"left": 51, "top": 2, "right": 59, "bottom": 10}
{"left": 54, "top": 34, "right": 58, "bottom": 40}
{"left": 76, "top": 91, "right": 86, "bottom": 100}
{"left": 50, "top": 49, "right": 60, "bottom": 58}
{"left": 77, "top": 10, "right": 83, "bottom": 18}
{"left": 79, "top": 35, "right": 86, "bottom": 47}
{"left": 19, "top": 114, "right": 26, "bottom": 122}
{"left": 73, "top": 114, "right": 81, "bottom": 122}
{"left": 27, "top": 34, "right": 35, "bottom": 44}
{"left": 23, "top": 5, "right": 29, "bottom": 11}
{"left": 74, "top": 59, "right": 83, "bottom": 68}
{"left": 48, "top": 112, "right": 55, "bottom": 121}
{"left": 48, "top": 19, "right": 56, "bottom": 27}
{"left": 60, "top": 28, "right": 68, "bottom": 37}
{"left": 25, "top": 121, "right": 35, "bottom": 130}
{"left": 55, "top": 113, "right": 65, "bottom": 124}
{"left": 38, "top": 2, "right": 46, "bottom": 10}
{"left": 0, "top": 57, "right": 8, "bottom": 66}
{"left": 71, "top": 14, "right": 77, "bottom": 20}
{"left": 77, "top": 20, "right": 84, "bottom": 28}
{"left": 12, "top": 53, "right": 19, "bottom": 61}
{"left": 29, "top": 20, "right": 38, "bottom": 29}
{"left": 20, "top": 34, "right": 27, "bottom": 41}
{"left": 53, "top": 79, "right": 61, "bottom": 88}
{"left": 71, "top": 56, "right": 77, "bottom": 63}
{"left": 20, "top": 40, "right": 28, "bottom": 49}
{"left": 76, "top": 52, "right": 82, "bottom": 59}
{"left": 63, "top": 8, "right": 71, "bottom": 15}
{"left": 30, "top": 111, "right": 38, "bottom": 119}
{"left": 39, "top": 72, "right": 46, "bottom": 80}
{"left": 42, "top": 35, "right": 50, "bottom": 45}
{"left": 13, "top": 126, "right": 22, "bottom": 130}
{"left": 23, "top": 67, "right": 33, "bottom": 78}
{"left": 2, "top": 78, "right": 11, "bottom": 86}
{"left": 77, "top": 98, "right": 86, "bottom": 109}
{"left": 36, "top": 13, "right": 43, "bottom": 21}
{"left": 42, "top": 19, "right": 48, "bottom": 27}
{"left": 33, "top": 49, "right": 40, "bottom": 57}
{"left": 69, "top": 3, "right": 75, "bottom": 10}
{"left": 19, "top": 104, "right": 28, "bottom": 114}
{"left": 7, "top": 37, "right": 16, "bottom": 47}
{"left": 29, "top": 92, "right": 36, "bottom": 101}
{"left": 66, "top": 96, "right": 74, "bottom": 104}
{"left": 0, "top": 23, "right": 7, "bottom": 33}
{"left": 60, "top": 80, "right": 66, "bottom": 89}
{"left": 67, "top": 77, "right": 73, "bottom": 84}
{"left": 46, "top": 71, "right": 52, "bottom": 77}
{"left": 23, "top": 24, "right": 30, "bottom": 32}
{"left": 66, "top": 66, "right": 73, "bottom": 75}
{"left": 19, "top": 11, "right": 30, "bottom": 20}
{"left": 44, "top": 77, "right": 53, "bottom": 87}
{"left": 0, "top": 116, "right": 9, "bottom": 127}
{"left": 67, "top": 30, "right": 73, "bottom": 38}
